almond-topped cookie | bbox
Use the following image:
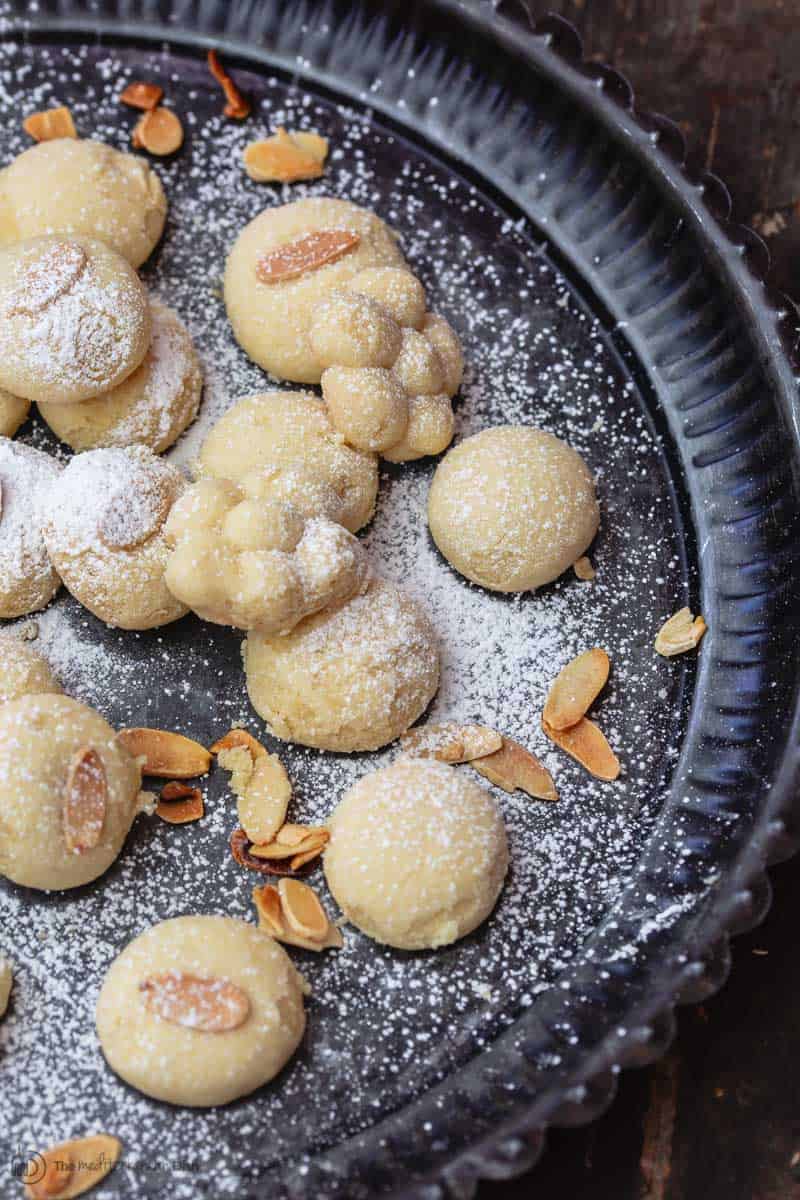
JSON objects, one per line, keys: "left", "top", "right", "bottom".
{"left": 96, "top": 915, "right": 307, "bottom": 1107}
{"left": 0, "top": 694, "right": 144, "bottom": 890}
{"left": 0, "top": 236, "right": 151, "bottom": 405}
{"left": 42, "top": 445, "right": 188, "bottom": 630}
{"left": 0, "top": 137, "right": 167, "bottom": 267}
{"left": 0, "top": 437, "right": 62, "bottom": 619}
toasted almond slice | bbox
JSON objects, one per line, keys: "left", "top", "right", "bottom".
{"left": 400, "top": 721, "right": 503, "bottom": 764}
{"left": 25, "top": 1134, "right": 121, "bottom": 1200}
{"left": 119, "top": 80, "right": 163, "bottom": 110}
{"left": 0, "top": 957, "right": 11, "bottom": 1019}
{"left": 250, "top": 831, "right": 328, "bottom": 860}
{"left": 655, "top": 607, "right": 708, "bottom": 657}
{"left": 117, "top": 728, "right": 211, "bottom": 778}
{"left": 207, "top": 49, "right": 251, "bottom": 119}
{"left": 289, "top": 843, "right": 328, "bottom": 871}
{"left": 279, "top": 877, "right": 329, "bottom": 940}
{"left": 140, "top": 971, "right": 249, "bottom": 1032}
{"left": 156, "top": 783, "right": 204, "bottom": 824}
{"left": 243, "top": 128, "right": 327, "bottom": 183}
{"left": 132, "top": 106, "right": 183, "bottom": 155}
{"left": 231, "top": 828, "right": 317, "bottom": 877}
{"left": 23, "top": 105, "right": 77, "bottom": 142}
{"left": 253, "top": 885, "right": 343, "bottom": 951}
{"left": 472, "top": 737, "right": 558, "bottom": 801}
{"left": 217, "top": 747, "right": 291, "bottom": 845}
{"left": 209, "top": 727, "right": 267, "bottom": 759}
{"left": 573, "top": 556, "right": 596, "bottom": 581}
{"left": 275, "top": 822, "right": 327, "bottom": 847}
{"left": 543, "top": 648, "right": 610, "bottom": 732}
{"left": 256, "top": 229, "right": 360, "bottom": 285}
{"left": 63, "top": 747, "right": 107, "bottom": 853}
{"left": 543, "top": 716, "right": 620, "bottom": 781}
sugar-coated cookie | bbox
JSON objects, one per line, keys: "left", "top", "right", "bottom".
{"left": 0, "top": 636, "right": 61, "bottom": 705}
{"left": 0, "top": 389, "right": 29, "bottom": 438}
{"left": 42, "top": 446, "right": 188, "bottom": 630}
{"left": 244, "top": 576, "right": 440, "bottom": 752}
{"left": 0, "top": 236, "right": 151, "bottom": 405}
{"left": 224, "top": 197, "right": 406, "bottom": 384}
{"left": 96, "top": 915, "right": 307, "bottom": 1107}
{"left": 38, "top": 300, "right": 202, "bottom": 453}
{"left": 428, "top": 426, "right": 599, "bottom": 591}
{"left": 197, "top": 391, "right": 378, "bottom": 533}
{"left": 0, "top": 138, "right": 167, "bottom": 267}
{"left": 0, "top": 438, "right": 62, "bottom": 619}
{"left": 0, "top": 694, "right": 143, "bottom": 890}
{"left": 324, "top": 758, "right": 508, "bottom": 949}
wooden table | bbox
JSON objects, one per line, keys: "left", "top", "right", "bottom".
{"left": 482, "top": 3, "right": 800, "bottom": 1195}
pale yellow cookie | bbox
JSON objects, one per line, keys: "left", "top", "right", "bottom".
{"left": 324, "top": 758, "right": 508, "bottom": 949}
{"left": 0, "top": 138, "right": 167, "bottom": 267}
{"left": 428, "top": 426, "right": 599, "bottom": 591}
{"left": 0, "top": 389, "right": 29, "bottom": 438}
{"left": 38, "top": 300, "right": 202, "bottom": 453}
{"left": 196, "top": 391, "right": 378, "bottom": 533}
{"left": 0, "top": 636, "right": 61, "bottom": 704}
{"left": 0, "top": 694, "right": 142, "bottom": 890}
{"left": 0, "top": 437, "right": 62, "bottom": 619}
{"left": 244, "top": 576, "right": 439, "bottom": 752}
{"left": 0, "top": 236, "right": 151, "bottom": 405}
{"left": 96, "top": 915, "right": 307, "bottom": 1107}
{"left": 224, "top": 197, "right": 406, "bottom": 383}
{"left": 42, "top": 446, "right": 188, "bottom": 630}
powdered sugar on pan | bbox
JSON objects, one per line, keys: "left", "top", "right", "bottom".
{"left": 0, "top": 33, "right": 693, "bottom": 1200}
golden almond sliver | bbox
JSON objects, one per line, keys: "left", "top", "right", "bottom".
{"left": 279, "top": 878, "right": 330, "bottom": 941}
{"left": 243, "top": 128, "right": 327, "bottom": 183}
{"left": 253, "top": 885, "right": 343, "bottom": 951}
{"left": 63, "top": 746, "right": 107, "bottom": 853}
{"left": 400, "top": 721, "right": 503, "bottom": 764}
{"left": 573, "top": 556, "right": 596, "bottom": 581}
{"left": 139, "top": 971, "right": 250, "bottom": 1032}
{"left": 209, "top": 727, "right": 267, "bottom": 759}
{"left": 542, "top": 716, "right": 620, "bottom": 781}
{"left": 472, "top": 737, "right": 557, "bottom": 801}
{"left": 250, "top": 832, "right": 327, "bottom": 861}
{"left": 23, "top": 105, "right": 77, "bottom": 142}
{"left": 118, "top": 728, "right": 211, "bottom": 778}
{"left": 289, "top": 843, "right": 327, "bottom": 871}
{"left": 156, "top": 783, "right": 204, "bottom": 825}
{"left": 25, "top": 1134, "right": 122, "bottom": 1200}
{"left": 275, "top": 822, "right": 326, "bottom": 847}
{"left": 255, "top": 229, "right": 361, "bottom": 285}
{"left": 543, "top": 647, "right": 610, "bottom": 732}
{"left": 654, "top": 607, "right": 708, "bottom": 657}
{"left": 236, "top": 753, "right": 291, "bottom": 846}
{"left": 131, "top": 105, "right": 183, "bottom": 155}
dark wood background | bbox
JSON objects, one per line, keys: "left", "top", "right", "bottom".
{"left": 482, "top": 3, "right": 800, "bottom": 1197}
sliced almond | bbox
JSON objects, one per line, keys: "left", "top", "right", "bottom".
{"left": 255, "top": 229, "right": 360, "bottom": 285}
{"left": 119, "top": 80, "right": 163, "bottom": 110}
{"left": 249, "top": 832, "right": 328, "bottom": 861}
{"left": 290, "top": 843, "right": 328, "bottom": 871}
{"left": 275, "top": 822, "right": 327, "bottom": 847}
{"left": 63, "top": 747, "right": 107, "bottom": 853}
{"left": 253, "top": 884, "right": 343, "bottom": 952}
{"left": 24, "top": 1134, "right": 121, "bottom": 1200}
{"left": 7, "top": 240, "right": 87, "bottom": 318}
{"left": 132, "top": 106, "right": 183, "bottom": 155}
{"left": 400, "top": 721, "right": 503, "bottom": 764}
{"left": 140, "top": 971, "right": 249, "bottom": 1032}
{"left": 209, "top": 727, "right": 267, "bottom": 759}
{"left": 543, "top": 648, "right": 610, "bottom": 732}
{"left": 654, "top": 607, "right": 708, "bottom": 657}
{"left": 278, "top": 877, "right": 329, "bottom": 940}
{"left": 156, "top": 782, "right": 204, "bottom": 824}
{"left": 573, "top": 556, "right": 596, "bottom": 581}
{"left": 207, "top": 49, "right": 251, "bottom": 119}
{"left": 97, "top": 472, "right": 172, "bottom": 551}
{"left": 23, "top": 105, "right": 77, "bottom": 142}
{"left": 243, "top": 128, "right": 327, "bottom": 183}
{"left": 543, "top": 716, "right": 620, "bottom": 781}
{"left": 217, "top": 746, "right": 291, "bottom": 845}
{"left": 117, "top": 728, "right": 211, "bottom": 778}
{"left": 472, "top": 737, "right": 557, "bottom": 801}
{"left": 230, "top": 828, "right": 318, "bottom": 878}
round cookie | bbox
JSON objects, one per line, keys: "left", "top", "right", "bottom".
{"left": 42, "top": 446, "right": 188, "bottom": 630}
{"left": 96, "top": 915, "right": 307, "bottom": 1107}
{"left": 324, "top": 758, "right": 508, "bottom": 949}
{"left": 0, "top": 138, "right": 167, "bottom": 267}
{"left": 0, "top": 694, "right": 142, "bottom": 891}
{"left": 428, "top": 426, "right": 599, "bottom": 592}
{"left": 164, "top": 476, "right": 370, "bottom": 633}
{"left": 0, "top": 236, "right": 151, "bottom": 405}
{"left": 0, "top": 389, "right": 29, "bottom": 438}
{"left": 244, "top": 576, "right": 440, "bottom": 752}
{"left": 197, "top": 392, "right": 378, "bottom": 533}
{"left": 224, "top": 197, "right": 406, "bottom": 384}
{"left": 0, "top": 438, "right": 62, "bottom": 619}
{"left": 0, "top": 636, "right": 61, "bottom": 704}
{"left": 38, "top": 300, "right": 202, "bottom": 453}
